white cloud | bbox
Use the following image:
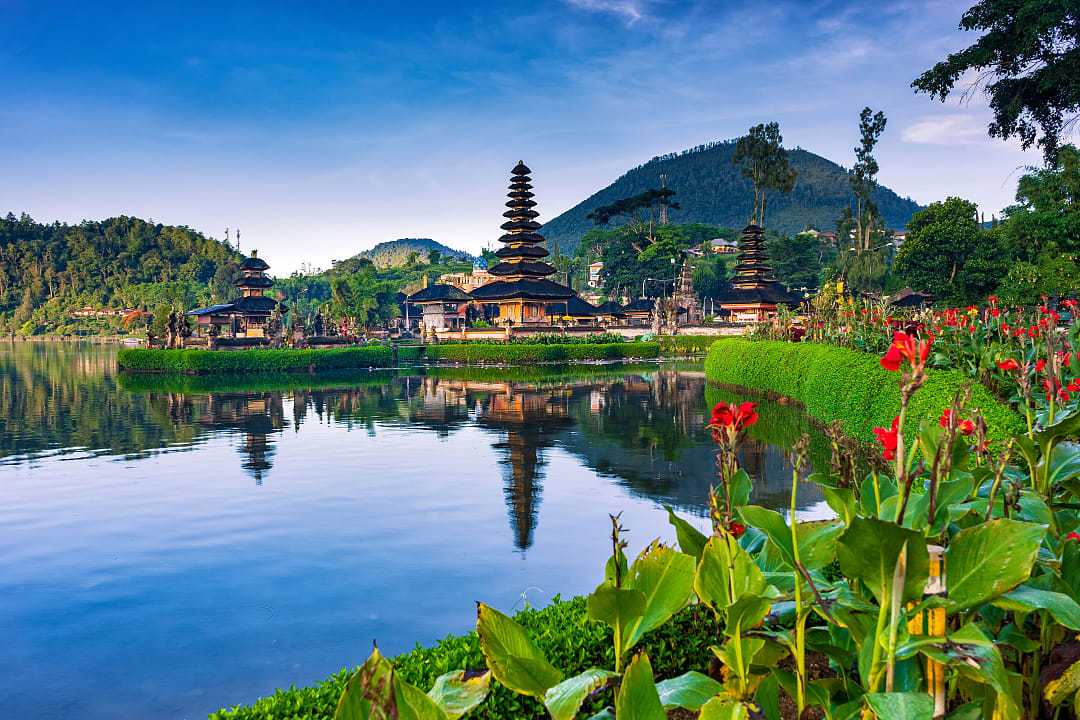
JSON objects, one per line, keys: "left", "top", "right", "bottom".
{"left": 562, "top": 0, "right": 649, "bottom": 25}
{"left": 901, "top": 115, "right": 987, "bottom": 146}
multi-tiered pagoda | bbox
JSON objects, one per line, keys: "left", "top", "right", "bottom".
{"left": 471, "top": 162, "right": 576, "bottom": 325}
{"left": 188, "top": 249, "right": 279, "bottom": 340}
{"left": 717, "top": 224, "right": 800, "bottom": 321}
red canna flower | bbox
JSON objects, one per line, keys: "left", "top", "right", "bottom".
{"left": 873, "top": 416, "right": 900, "bottom": 461}
{"left": 728, "top": 521, "right": 747, "bottom": 538}
{"left": 958, "top": 419, "right": 975, "bottom": 436}
{"left": 708, "top": 401, "right": 758, "bottom": 431}
{"left": 997, "top": 358, "right": 1020, "bottom": 372}
{"left": 880, "top": 332, "right": 932, "bottom": 372}
{"left": 1067, "top": 531, "right": 1080, "bottom": 542}
{"left": 939, "top": 408, "right": 954, "bottom": 428}
{"left": 1036, "top": 359, "right": 1047, "bottom": 373}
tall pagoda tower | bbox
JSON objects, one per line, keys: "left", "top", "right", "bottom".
{"left": 717, "top": 224, "right": 800, "bottom": 322}
{"left": 471, "top": 162, "right": 575, "bottom": 324}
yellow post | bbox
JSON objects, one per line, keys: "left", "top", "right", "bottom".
{"left": 908, "top": 544, "right": 946, "bottom": 718}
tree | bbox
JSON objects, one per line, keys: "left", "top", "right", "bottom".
{"left": 731, "top": 122, "right": 797, "bottom": 227}
{"left": 913, "top": 0, "right": 1080, "bottom": 163}
{"left": 837, "top": 108, "right": 889, "bottom": 292}
{"left": 894, "top": 197, "right": 987, "bottom": 303}
{"left": 586, "top": 187, "right": 679, "bottom": 251}
{"left": 766, "top": 231, "right": 823, "bottom": 290}
{"left": 691, "top": 254, "right": 730, "bottom": 301}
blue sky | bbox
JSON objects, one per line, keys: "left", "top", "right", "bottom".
{"left": 0, "top": 0, "right": 1048, "bottom": 273}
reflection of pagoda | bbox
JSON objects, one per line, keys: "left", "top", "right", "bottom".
{"left": 470, "top": 163, "right": 575, "bottom": 324}
{"left": 717, "top": 224, "right": 800, "bottom": 321}
{"left": 477, "top": 390, "right": 573, "bottom": 551}
{"left": 196, "top": 393, "right": 285, "bottom": 483}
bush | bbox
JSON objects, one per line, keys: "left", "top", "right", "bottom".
{"left": 211, "top": 596, "right": 716, "bottom": 720}
{"left": 116, "top": 346, "right": 395, "bottom": 374}
{"left": 658, "top": 335, "right": 719, "bottom": 355}
{"left": 423, "top": 342, "right": 660, "bottom": 364}
{"left": 704, "top": 338, "right": 1024, "bottom": 443}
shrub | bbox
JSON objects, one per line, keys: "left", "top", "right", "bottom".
{"left": 116, "top": 346, "right": 395, "bottom": 374}
{"left": 704, "top": 338, "right": 1024, "bottom": 443}
{"left": 657, "top": 335, "right": 719, "bottom": 355}
{"left": 422, "top": 342, "right": 660, "bottom": 364}
{"left": 211, "top": 596, "right": 716, "bottom": 720}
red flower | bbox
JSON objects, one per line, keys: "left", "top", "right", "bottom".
{"left": 873, "top": 416, "right": 900, "bottom": 461}
{"left": 1066, "top": 532, "right": 1080, "bottom": 542}
{"left": 880, "top": 332, "right": 932, "bottom": 372}
{"left": 997, "top": 358, "right": 1020, "bottom": 372}
{"left": 709, "top": 401, "right": 758, "bottom": 431}
{"left": 728, "top": 521, "right": 747, "bottom": 538}
{"left": 958, "top": 419, "right": 975, "bottom": 436}
{"left": 939, "top": 408, "right": 954, "bottom": 428}
{"left": 1036, "top": 359, "right": 1047, "bottom": 373}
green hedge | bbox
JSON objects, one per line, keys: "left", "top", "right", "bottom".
{"left": 658, "top": 335, "right": 720, "bottom": 355}
{"left": 212, "top": 596, "right": 716, "bottom": 720}
{"left": 422, "top": 342, "right": 660, "bottom": 364}
{"left": 704, "top": 339, "right": 1024, "bottom": 443}
{"left": 116, "top": 346, "right": 395, "bottom": 374}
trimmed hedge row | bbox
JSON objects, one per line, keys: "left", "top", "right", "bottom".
{"left": 116, "top": 346, "right": 394, "bottom": 374}
{"left": 704, "top": 338, "right": 1024, "bottom": 443}
{"left": 212, "top": 596, "right": 716, "bottom": 720}
{"left": 422, "top": 341, "right": 660, "bottom": 364}
{"left": 657, "top": 335, "right": 720, "bottom": 355}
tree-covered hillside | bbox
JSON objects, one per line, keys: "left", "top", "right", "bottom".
{"left": 0, "top": 213, "right": 241, "bottom": 334}
{"left": 349, "top": 238, "right": 475, "bottom": 269}
{"left": 540, "top": 140, "right": 922, "bottom": 253}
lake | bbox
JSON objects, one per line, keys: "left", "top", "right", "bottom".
{"left": 0, "top": 342, "right": 829, "bottom": 719}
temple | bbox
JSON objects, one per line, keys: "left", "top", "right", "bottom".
{"left": 470, "top": 162, "right": 576, "bottom": 324}
{"left": 716, "top": 224, "right": 800, "bottom": 321}
{"left": 188, "top": 250, "right": 279, "bottom": 341}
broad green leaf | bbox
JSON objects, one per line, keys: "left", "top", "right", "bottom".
{"left": 917, "top": 623, "right": 1010, "bottom": 697}
{"left": 1045, "top": 443, "right": 1080, "bottom": 489}
{"left": 335, "top": 646, "right": 394, "bottom": 720}
{"left": 863, "top": 692, "right": 933, "bottom": 720}
{"left": 654, "top": 671, "right": 722, "bottom": 710}
{"left": 695, "top": 535, "right": 766, "bottom": 612}
{"left": 730, "top": 468, "right": 753, "bottom": 507}
{"left": 427, "top": 671, "right": 491, "bottom": 720}
{"left": 585, "top": 709, "right": 614, "bottom": 720}
{"left": 622, "top": 543, "right": 696, "bottom": 650}
{"left": 994, "top": 585, "right": 1080, "bottom": 630}
{"left": 542, "top": 669, "right": 618, "bottom": 720}
{"left": 738, "top": 505, "right": 841, "bottom": 570}
{"left": 836, "top": 516, "right": 929, "bottom": 604}
{"left": 737, "top": 506, "right": 794, "bottom": 565}
{"left": 1044, "top": 657, "right": 1080, "bottom": 706}
{"left": 665, "top": 505, "right": 707, "bottom": 559}
{"left": 475, "top": 603, "right": 562, "bottom": 698}
{"left": 724, "top": 595, "right": 771, "bottom": 638}
{"left": 946, "top": 519, "right": 1045, "bottom": 612}
{"left": 603, "top": 547, "right": 628, "bottom": 588}
{"left": 587, "top": 585, "right": 646, "bottom": 659}
{"left": 698, "top": 697, "right": 751, "bottom": 719}
{"left": 615, "top": 652, "right": 665, "bottom": 720}
{"left": 823, "top": 486, "right": 856, "bottom": 526}
{"left": 396, "top": 682, "right": 449, "bottom": 720}
{"left": 1035, "top": 409, "right": 1080, "bottom": 445}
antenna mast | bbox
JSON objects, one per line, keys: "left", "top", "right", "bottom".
{"left": 659, "top": 173, "right": 669, "bottom": 226}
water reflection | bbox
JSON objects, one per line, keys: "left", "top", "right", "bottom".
{"left": 1, "top": 343, "right": 834, "bottom": 720}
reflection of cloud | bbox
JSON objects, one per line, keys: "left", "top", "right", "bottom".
{"left": 563, "top": 0, "right": 648, "bottom": 24}
{"left": 902, "top": 115, "right": 987, "bottom": 146}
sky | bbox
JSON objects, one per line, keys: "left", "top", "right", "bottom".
{"left": 0, "top": 0, "right": 1053, "bottom": 274}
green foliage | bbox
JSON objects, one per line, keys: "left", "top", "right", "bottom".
{"left": 213, "top": 597, "right": 717, "bottom": 720}
{"left": 343, "top": 239, "right": 475, "bottom": 270}
{"left": 894, "top": 197, "right": 990, "bottom": 304}
{"left": 116, "top": 346, "right": 394, "bottom": 374}
{"left": 422, "top": 343, "right": 659, "bottom": 364}
{"left": 539, "top": 141, "right": 921, "bottom": 255}
{"left": 912, "top": 0, "right": 1080, "bottom": 162}
{"left": 765, "top": 230, "right": 823, "bottom": 290}
{"left": 732, "top": 122, "right": 797, "bottom": 227}
{"left": 703, "top": 338, "right": 1024, "bottom": 443}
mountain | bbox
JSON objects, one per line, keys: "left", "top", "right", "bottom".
{"left": 539, "top": 140, "right": 923, "bottom": 253}
{"left": 350, "top": 238, "right": 475, "bottom": 268}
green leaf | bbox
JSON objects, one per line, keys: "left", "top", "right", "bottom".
{"left": 615, "top": 652, "right": 665, "bottom": 720}
{"left": 654, "top": 671, "right": 723, "bottom": 711}
{"left": 1045, "top": 443, "right": 1080, "bottom": 489}
{"left": 823, "top": 486, "right": 857, "bottom": 526}
{"left": 542, "top": 669, "right": 618, "bottom": 720}
{"left": 730, "top": 468, "right": 753, "bottom": 507}
{"left": 724, "top": 595, "right": 772, "bottom": 638}
{"left": 586, "top": 585, "right": 646, "bottom": 660}
{"left": 622, "top": 543, "right": 696, "bottom": 651}
{"left": 694, "top": 535, "right": 767, "bottom": 612}
{"left": 475, "top": 603, "right": 563, "bottom": 699}
{"left": 427, "top": 671, "right": 491, "bottom": 720}
{"left": 917, "top": 623, "right": 1011, "bottom": 697}
{"left": 698, "top": 697, "right": 752, "bottom": 719}
{"left": 946, "top": 519, "right": 1045, "bottom": 612}
{"left": 738, "top": 505, "right": 841, "bottom": 570}
{"left": 335, "top": 646, "right": 449, "bottom": 720}
{"left": 737, "top": 506, "right": 794, "bottom": 566}
{"left": 665, "top": 505, "right": 708, "bottom": 559}
{"left": 585, "top": 709, "right": 615, "bottom": 720}
{"left": 994, "top": 584, "right": 1080, "bottom": 629}
{"left": 396, "top": 682, "right": 449, "bottom": 720}
{"left": 836, "top": 516, "right": 929, "bottom": 604}
{"left": 1035, "top": 408, "right": 1080, "bottom": 446}
{"left": 863, "top": 692, "right": 933, "bottom": 720}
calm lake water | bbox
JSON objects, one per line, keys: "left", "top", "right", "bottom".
{"left": 1, "top": 342, "right": 829, "bottom": 720}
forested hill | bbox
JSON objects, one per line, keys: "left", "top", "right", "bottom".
{"left": 350, "top": 238, "right": 474, "bottom": 268}
{"left": 540, "top": 140, "right": 923, "bottom": 253}
{"left": 0, "top": 213, "right": 240, "bottom": 333}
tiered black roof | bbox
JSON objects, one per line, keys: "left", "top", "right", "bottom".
{"left": 235, "top": 275, "right": 274, "bottom": 289}
{"left": 240, "top": 251, "right": 270, "bottom": 272}
{"left": 717, "top": 224, "right": 801, "bottom": 306}
{"left": 471, "top": 162, "right": 575, "bottom": 301}
{"left": 486, "top": 162, "right": 555, "bottom": 278}
{"left": 408, "top": 284, "right": 473, "bottom": 302}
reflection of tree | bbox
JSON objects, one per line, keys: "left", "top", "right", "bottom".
{"left": 195, "top": 394, "right": 285, "bottom": 484}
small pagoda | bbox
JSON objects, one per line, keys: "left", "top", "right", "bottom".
{"left": 188, "top": 249, "right": 279, "bottom": 339}
{"left": 716, "top": 224, "right": 800, "bottom": 321}
{"left": 470, "top": 162, "right": 575, "bottom": 324}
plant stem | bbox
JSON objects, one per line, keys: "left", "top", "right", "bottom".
{"left": 885, "top": 542, "right": 907, "bottom": 692}
{"left": 790, "top": 465, "right": 806, "bottom": 715}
